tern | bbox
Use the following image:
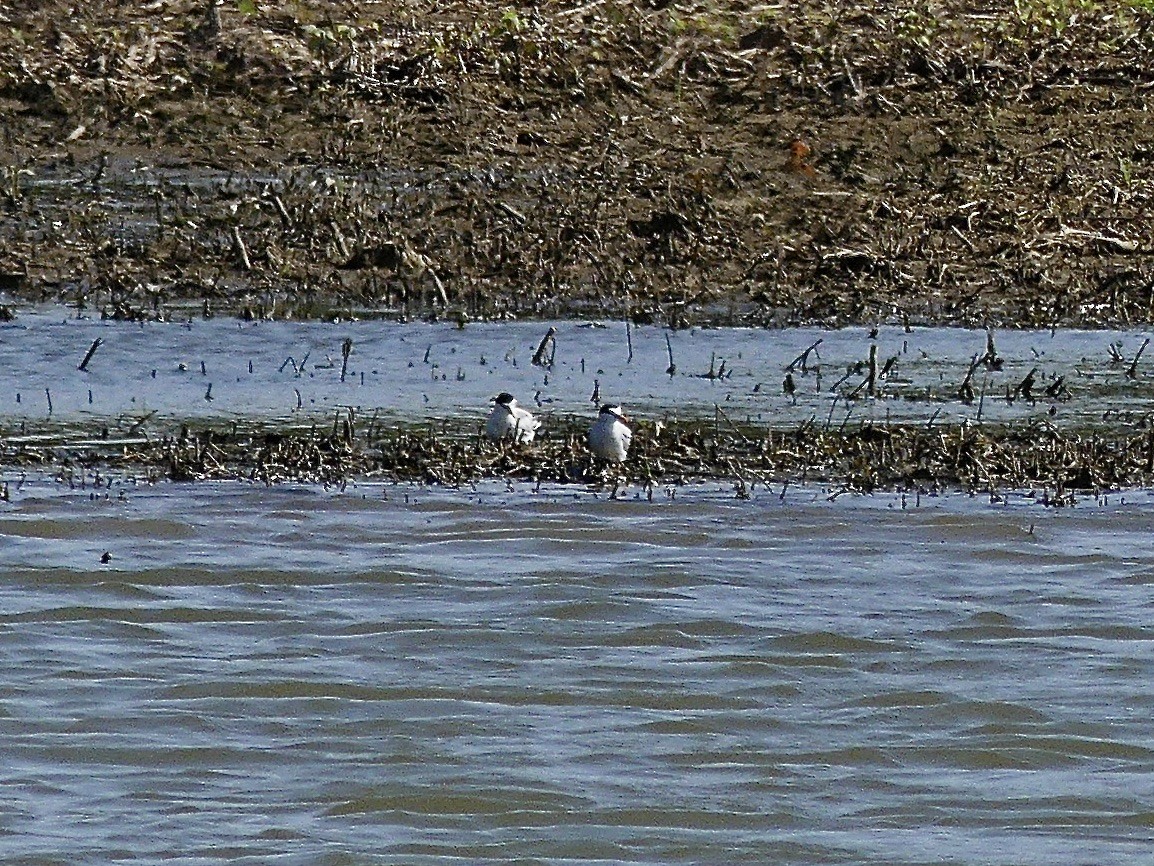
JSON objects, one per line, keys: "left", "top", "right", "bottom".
{"left": 588, "top": 404, "right": 632, "bottom": 462}
{"left": 485, "top": 392, "right": 540, "bottom": 444}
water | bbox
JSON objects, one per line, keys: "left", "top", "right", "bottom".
{"left": 3, "top": 477, "right": 1154, "bottom": 864}
{"left": 0, "top": 310, "right": 1151, "bottom": 437}
{"left": 3, "top": 309, "right": 1154, "bottom": 862}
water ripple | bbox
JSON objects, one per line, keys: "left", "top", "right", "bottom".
{"left": 2, "top": 481, "right": 1154, "bottom": 863}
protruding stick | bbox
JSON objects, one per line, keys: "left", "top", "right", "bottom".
{"left": 1128, "top": 337, "right": 1150, "bottom": 380}
{"left": 232, "top": 226, "right": 252, "bottom": 271}
{"left": 625, "top": 303, "right": 634, "bottom": 363}
{"left": 532, "top": 326, "right": 556, "bottom": 368}
{"left": 340, "top": 338, "right": 353, "bottom": 383}
{"left": 78, "top": 338, "right": 103, "bottom": 371}
{"left": 786, "top": 339, "right": 823, "bottom": 373}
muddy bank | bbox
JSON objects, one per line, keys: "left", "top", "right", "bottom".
{"left": 2, "top": 1, "right": 1154, "bottom": 327}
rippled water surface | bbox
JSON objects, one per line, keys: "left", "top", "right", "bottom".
{"left": 3, "top": 478, "right": 1154, "bottom": 864}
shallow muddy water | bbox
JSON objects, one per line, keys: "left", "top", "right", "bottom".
{"left": 1, "top": 309, "right": 1152, "bottom": 437}
{"left": 2, "top": 478, "right": 1154, "bottom": 864}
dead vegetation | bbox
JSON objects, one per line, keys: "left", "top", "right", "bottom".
{"left": 2, "top": 0, "right": 1154, "bottom": 326}
{"left": 5, "top": 412, "right": 1154, "bottom": 503}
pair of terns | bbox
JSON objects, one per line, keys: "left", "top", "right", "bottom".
{"left": 485, "top": 392, "right": 632, "bottom": 462}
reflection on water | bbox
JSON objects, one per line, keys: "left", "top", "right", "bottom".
{"left": 2, "top": 479, "right": 1153, "bottom": 863}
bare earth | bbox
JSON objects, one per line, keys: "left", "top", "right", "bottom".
{"left": 3, "top": 1, "right": 1154, "bottom": 494}
{"left": 2, "top": 0, "right": 1153, "bottom": 327}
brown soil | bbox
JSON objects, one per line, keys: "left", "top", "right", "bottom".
{"left": 2, "top": 1, "right": 1154, "bottom": 327}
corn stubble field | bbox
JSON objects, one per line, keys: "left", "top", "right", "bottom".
{"left": 2, "top": 1, "right": 1154, "bottom": 495}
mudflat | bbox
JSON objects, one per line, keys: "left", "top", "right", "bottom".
{"left": 1, "top": 0, "right": 1151, "bottom": 326}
